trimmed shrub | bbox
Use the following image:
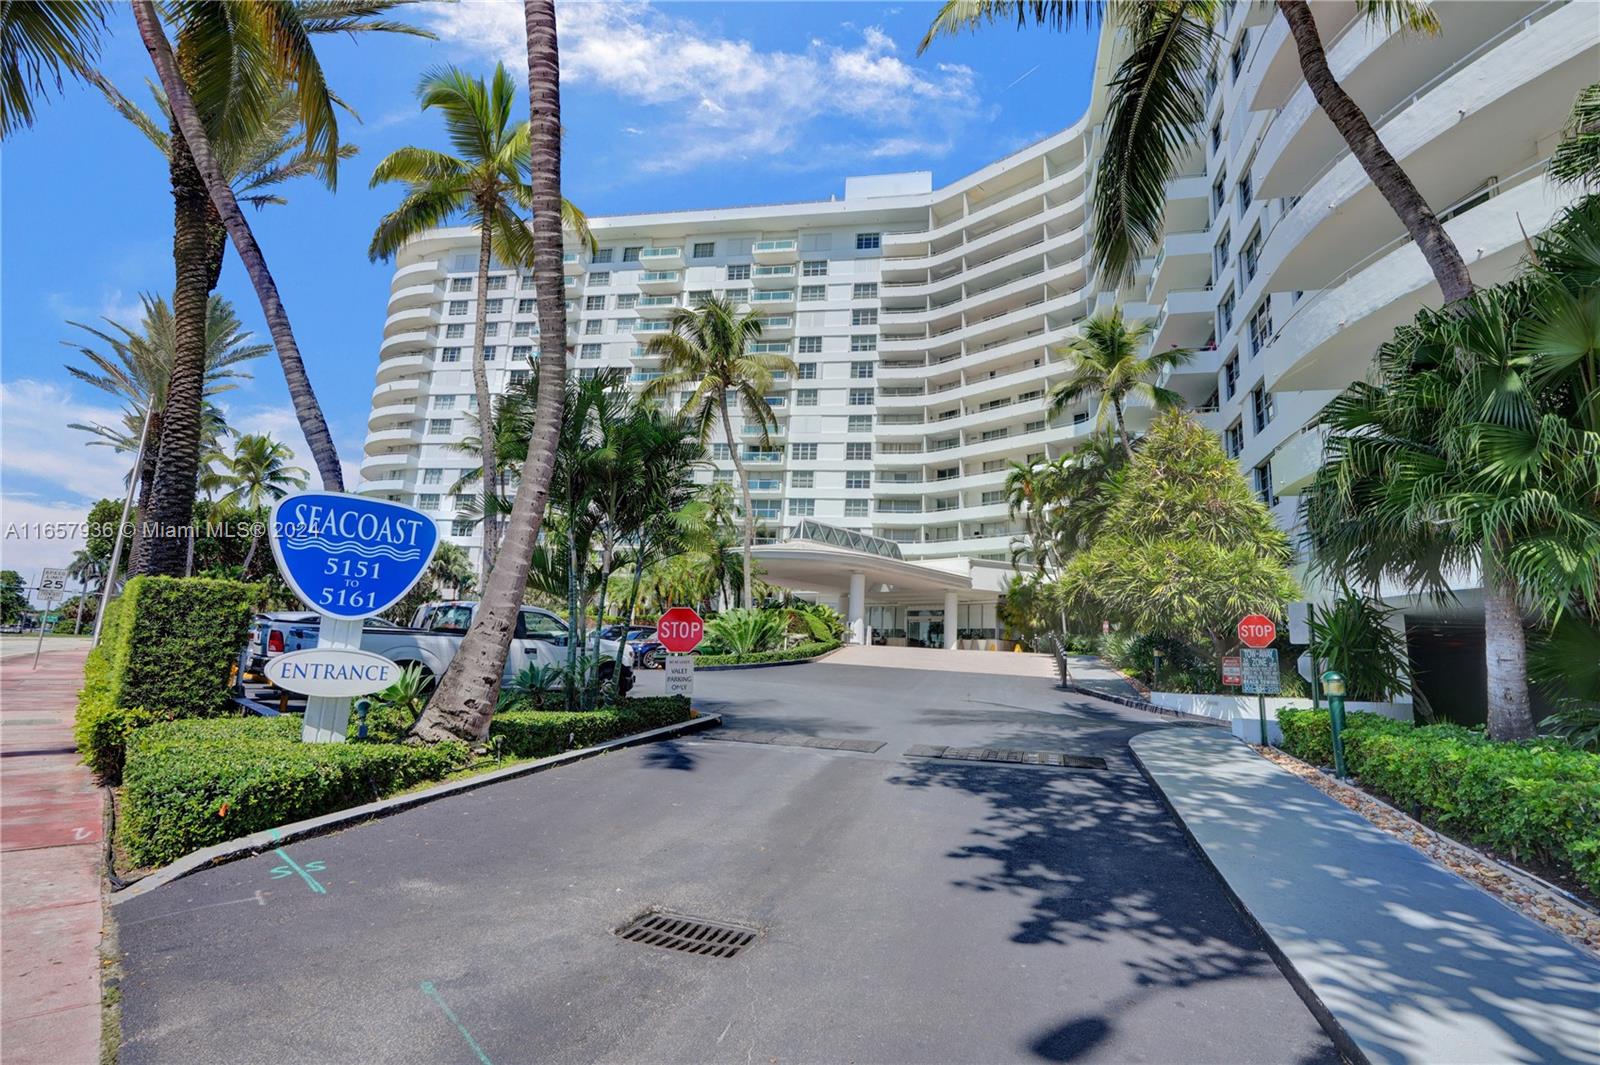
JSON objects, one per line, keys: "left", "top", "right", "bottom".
{"left": 76, "top": 576, "right": 258, "bottom": 782}
{"left": 1277, "top": 709, "right": 1600, "bottom": 893}
{"left": 121, "top": 716, "right": 467, "bottom": 867}
{"left": 702, "top": 608, "right": 785, "bottom": 655}
{"left": 696, "top": 640, "right": 839, "bottom": 667}
{"left": 490, "top": 695, "right": 692, "bottom": 758}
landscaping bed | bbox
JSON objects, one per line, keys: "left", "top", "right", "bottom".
{"left": 1277, "top": 708, "right": 1600, "bottom": 900}
{"left": 695, "top": 640, "right": 839, "bottom": 668}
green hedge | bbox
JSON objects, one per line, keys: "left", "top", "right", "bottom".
{"left": 121, "top": 716, "right": 467, "bottom": 867}
{"left": 695, "top": 641, "right": 839, "bottom": 667}
{"left": 490, "top": 695, "right": 692, "bottom": 758}
{"left": 1278, "top": 709, "right": 1600, "bottom": 893}
{"left": 76, "top": 576, "right": 258, "bottom": 782}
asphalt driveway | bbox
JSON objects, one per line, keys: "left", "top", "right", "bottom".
{"left": 115, "top": 661, "right": 1337, "bottom": 1064}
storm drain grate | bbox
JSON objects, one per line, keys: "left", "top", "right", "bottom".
{"left": 615, "top": 911, "right": 759, "bottom": 958}
{"left": 905, "top": 744, "right": 1108, "bottom": 769}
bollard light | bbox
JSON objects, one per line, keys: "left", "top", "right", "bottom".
{"left": 1152, "top": 648, "right": 1164, "bottom": 685}
{"left": 1321, "top": 670, "right": 1347, "bottom": 779}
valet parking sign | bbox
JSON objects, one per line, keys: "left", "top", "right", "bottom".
{"left": 267, "top": 492, "right": 439, "bottom": 742}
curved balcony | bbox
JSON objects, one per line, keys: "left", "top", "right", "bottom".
{"left": 357, "top": 475, "right": 410, "bottom": 496}
{"left": 884, "top": 163, "right": 1086, "bottom": 253}
{"left": 363, "top": 426, "right": 422, "bottom": 455}
{"left": 368, "top": 399, "right": 422, "bottom": 431}
{"left": 360, "top": 452, "right": 417, "bottom": 476}
{"left": 752, "top": 238, "right": 799, "bottom": 264}
{"left": 384, "top": 306, "right": 441, "bottom": 336}
{"left": 378, "top": 330, "right": 434, "bottom": 360}
{"left": 388, "top": 282, "right": 443, "bottom": 313}
{"left": 371, "top": 378, "right": 425, "bottom": 406}
{"left": 637, "top": 270, "right": 682, "bottom": 294}
{"left": 391, "top": 259, "right": 445, "bottom": 287}
{"left": 374, "top": 352, "right": 432, "bottom": 382}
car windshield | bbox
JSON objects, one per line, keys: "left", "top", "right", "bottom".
{"left": 420, "top": 605, "right": 473, "bottom": 634}
{"left": 516, "top": 611, "right": 568, "bottom": 639}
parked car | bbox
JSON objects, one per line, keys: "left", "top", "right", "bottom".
{"left": 241, "top": 601, "right": 634, "bottom": 694}
{"left": 599, "top": 624, "right": 665, "bottom": 669}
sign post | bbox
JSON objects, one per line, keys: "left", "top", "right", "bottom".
{"left": 269, "top": 493, "right": 438, "bottom": 742}
{"left": 1241, "top": 647, "right": 1280, "bottom": 745}
{"left": 656, "top": 607, "right": 705, "bottom": 699}
{"left": 31, "top": 567, "right": 67, "bottom": 669}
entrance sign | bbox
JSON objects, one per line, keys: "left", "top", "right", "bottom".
{"left": 656, "top": 607, "right": 705, "bottom": 653}
{"left": 665, "top": 655, "right": 694, "bottom": 698}
{"left": 269, "top": 493, "right": 439, "bottom": 620}
{"left": 266, "top": 648, "right": 403, "bottom": 697}
{"left": 1241, "top": 648, "right": 1280, "bottom": 695}
{"left": 1237, "top": 614, "right": 1277, "bottom": 649}
{"left": 1221, "top": 655, "right": 1243, "bottom": 687}
{"left": 268, "top": 492, "right": 437, "bottom": 743}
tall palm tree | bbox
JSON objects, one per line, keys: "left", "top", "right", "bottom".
{"left": 411, "top": 0, "right": 573, "bottom": 743}
{"left": 212, "top": 433, "right": 309, "bottom": 572}
{"left": 0, "top": 0, "right": 111, "bottom": 136}
{"left": 128, "top": 2, "right": 427, "bottom": 571}
{"left": 642, "top": 295, "right": 797, "bottom": 608}
{"left": 920, "top": 1, "right": 1473, "bottom": 299}
{"left": 1550, "top": 83, "right": 1600, "bottom": 191}
{"left": 368, "top": 61, "right": 594, "bottom": 584}
{"left": 1049, "top": 308, "right": 1191, "bottom": 458}
{"left": 65, "top": 548, "right": 108, "bottom": 634}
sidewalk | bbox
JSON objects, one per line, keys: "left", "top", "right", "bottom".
{"left": 1, "top": 644, "right": 102, "bottom": 1065}
{"left": 1131, "top": 728, "right": 1600, "bottom": 1065}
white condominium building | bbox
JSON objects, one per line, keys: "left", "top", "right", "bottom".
{"left": 359, "top": 0, "right": 1596, "bottom": 654}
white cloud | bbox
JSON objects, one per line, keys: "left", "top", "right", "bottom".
{"left": 426, "top": 2, "right": 985, "bottom": 174}
{"left": 0, "top": 380, "right": 134, "bottom": 504}
{"left": 47, "top": 288, "right": 146, "bottom": 330}
{"left": 0, "top": 497, "right": 91, "bottom": 578}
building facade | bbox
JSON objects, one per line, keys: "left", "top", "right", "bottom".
{"left": 359, "top": 0, "right": 1597, "bottom": 652}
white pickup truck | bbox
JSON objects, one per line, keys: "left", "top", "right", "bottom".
{"left": 241, "top": 601, "right": 635, "bottom": 694}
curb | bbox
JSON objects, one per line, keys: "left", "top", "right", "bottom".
{"left": 1060, "top": 681, "right": 1228, "bottom": 726}
{"left": 110, "top": 713, "right": 722, "bottom": 902}
{"left": 1127, "top": 735, "right": 1369, "bottom": 1065}
{"left": 696, "top": 646, "right": 844, "bottom": 671}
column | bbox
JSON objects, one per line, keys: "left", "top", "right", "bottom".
{"left": 944, "top": 591, "right": 960, "bottom": 652}
{"left": 848, "top": 572, "right": 866, "bottom": 645}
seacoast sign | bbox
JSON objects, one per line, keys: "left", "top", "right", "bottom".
{"left": 269, "top": 492, "right": 439, "bottom": 620}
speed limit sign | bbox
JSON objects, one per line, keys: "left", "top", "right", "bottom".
{"left": 38, "top": 567, "right": 68, "bottom": 603}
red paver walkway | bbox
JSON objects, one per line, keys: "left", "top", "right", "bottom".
{"left": 1, "top": 644, "right": 101, "bottom": 1065}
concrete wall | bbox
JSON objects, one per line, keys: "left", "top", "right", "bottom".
{"left": 1146, "top": 692, "right": 1413, "bottom": 745}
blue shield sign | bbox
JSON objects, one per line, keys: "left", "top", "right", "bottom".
{"left": 269, "top": 492, "right": 439, "bottom": 620}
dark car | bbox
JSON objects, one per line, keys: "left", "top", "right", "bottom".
{"left": 600, "top": 624, "right": 666, "bottom": 669}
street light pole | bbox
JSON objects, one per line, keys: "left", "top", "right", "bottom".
{"left": 92, "top": 405, "right": 155, "bottom": 647}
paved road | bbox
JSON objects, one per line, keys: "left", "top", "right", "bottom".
{"left": 116, "top": 661, "right": 1337, "bottom": 1064}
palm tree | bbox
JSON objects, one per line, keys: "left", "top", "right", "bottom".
{"left": 0, "top": 0, "right": 111, "bottom": 136}
{"left": 65, "top": 548, "right": 108, "bottom": 634}
{"left": 920, "top": 1, "right": 1474, "bottom": 299}
{"left": 411, "top": 0, "right": 573, "bottom": 743}
{"left": 369, "top": 61, "right": 594, "bottom": 584}
{"left": 212, "top": 433, "right": 308, "bottom": 572}
{"left": 128, "top": 3, "right": 427, "bottom": 562}
{"left": 642, "top": 295, "right": 797, "bottom": 607}
{"left": 1049, "top": 308, "right": 1191, "bottom": 458}
{"left": 1550, "top": 83, "right": 1600, "bottom": 190}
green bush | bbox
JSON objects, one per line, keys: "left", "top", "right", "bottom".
{"left": 489, "top": 695, "right": 692, "bottom": 758}
{"left": 702, "top": 607, "right": 785, "bottom": 655}
{"left": 1277, "top": 709, "right": 1600, "bottom": 893}
{"left": 76, "top": 576, "right": 258, "bottom": 782}
{"left": 121, "top": 716, "right": 467, "bottom": 867}
{"left": 695, "top": 640, "right": 839, "bottom": 667}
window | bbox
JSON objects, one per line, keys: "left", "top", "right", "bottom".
{"left": 852, "top": 282, "right": 878, "bottom": 300}
{"left": 592, "top": 248, "right": 614, "bottom": 264}
{"left": 1237, "top": 171, "right": 1253, "bottom": 215}
{"left": 788, "top": 498, "right": 815, "bottom": 517}
{"left": 848, "top": 415, "right": 873, "bottom": 432}
{"left": 589, "top": 271, "right": 610, "bottom": 286}
{"left": 845, "top": 471, "right": 871, "bottom": 489}
{"left": 726, "top": 263, "right": 750, "bottom": 281}
{"left": 486, "top": 299, "right": 504, "bottom": 314}
{"left": 514, "top": 322, "right": 534, "bottom": 338}
{"left": 616, "top": 293, "right": 638, "bottom": 310}
{"left": 1230, "top": 32, "right": 1248, "bottom": 81}
{"left": 520, "top": 274, "right": 535, "bottom": 290}
{"left": 1072, "top": 410, "right": 1089, "bottom": 426}
{"left": 1217, "top": 290, "right": 1235, "bottom": 336}
{"left": 981, "top": 428, "right": 1009, "bottom": 441}
{"left": 418, "top": 493, "right": 440, "bottom": 511}
{"left": 517, "top": 298, "right": 535, "bottom": 314}
{"left": 712, "top": 469, "right": 733, "bottom": 485}
{"left": 440, "top": 346, "right": 461, "bottom": 362}
{"left": 844, "top": 499, "right": 868, "bottom": 518}
{"left": 513, "top": 345, "right": 533, "bottom": 359}
{"left": 1225, "top": 420, "right": 1244, "bottom": 458}
{"left": 487, "top": 275, "right": 507, "bottom": 291}
{"left": 797, "top": 337, "right": 822, "bottom": 355}
{"left": 584, "top": 319, "right": 602, "bottom": 335}
{"left": 452, "top": 518, "right": 475, "bottom": 537}
{"left": 981, "top": 490, "right": 1005, "bottom": 506}
{"left": 1210, "top": 119, "right": 1222, "bottom": 153}
{"left": 791, "top": 443, "right": 818, "bottom": 461}
{"left": 802, "top": 260, "right": 828, "bottom": 277}
{"left": 855, "top": 232, "right": 881, "bottom": 251}
{"left": 850, "top": 360, "right": 874, "bottom": 379}
{"left": 723, "top": 288, "right": 748, "bottom": 304}
{"left": 428, "top": 418, "right": 452, "bottom": 434}
{"left": 509, "top": 369, "right": 529, "bottom": 386}
{"left": 851, "top": 335, "right": 876, "bottom": 352}
{"left": 434, "top": 394, "right": 455, "bottom": 409}
{"left": 622, "top": 246, "right": 642, "bottom": 262}
{"left": 1223, "top": 355, "right": 1239, "bottom": 399}
{"left": 585, "top": 295, "right": 605, "bottom": 311}
{"left": 448, "top": 299, "right": 469, "bottom": 315}
{"left": 800, "top": 285, "right": 826, "bottom": 301}
{"left": 797, "top": 361, "right": 817, "bottom": 379}
{"left": 848, "top": 388, "right": 874, "bottom": 406}
{"left": 750, "top": 500, "right": 780, "bottom": 520}
{"left": 1212, "top": 168, "right": 1227, "bottom": 215}
{"left": 711, "top": 443, "right": 731, "bottom": 460}
{"left": 1248, "top": 302, "right": 1273, "bottom": 357}
{"left": 845, "top": 442, "right": 872, "bottom": 461}
{"left": 450, "top": 277, "right": 472, "bottom": 292}
{"left": 421, "top": 468, "right": 443, "bottom": 485}
{"left": 483, "top": 322, "right": 501, "bottom": 337}
{"left": 1253, "top": 461, "right": 1274, "bottom": 505}
{"left": 1214, "top": 226, "right": 1231, "bottom": 277}
{"left": 851, "top": 309, "right": 878, "bottom": 326}
{"left": 693, "top": 241, "right": 715, "bottom": 258}
{"left": 1250, "top": 383, "right": 1274, "bottom": 433}
{"left": 580, "top": 343, "right": 601, "bottom": 358}
{"left": 796, "top": 389, "right": 818, "bottom": 407}
{"left": 791, "top": 470, "right": 814, "bottom": 488}
{"left": 445, "top": 324, "right": 465, "bottom": 339}
{"left": 1240, "top": 230, "right": 1261, "bottom": 286}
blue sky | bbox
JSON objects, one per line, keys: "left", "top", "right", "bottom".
{"left": 0, "top": 0, "right": 1096, "bottom": 576}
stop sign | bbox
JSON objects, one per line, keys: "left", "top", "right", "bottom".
{"left": 1238, "top": 614, "right": 1277, "bottom": 648}
{"left": 656, "top": 607, "right": 705, "bottom": 653}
